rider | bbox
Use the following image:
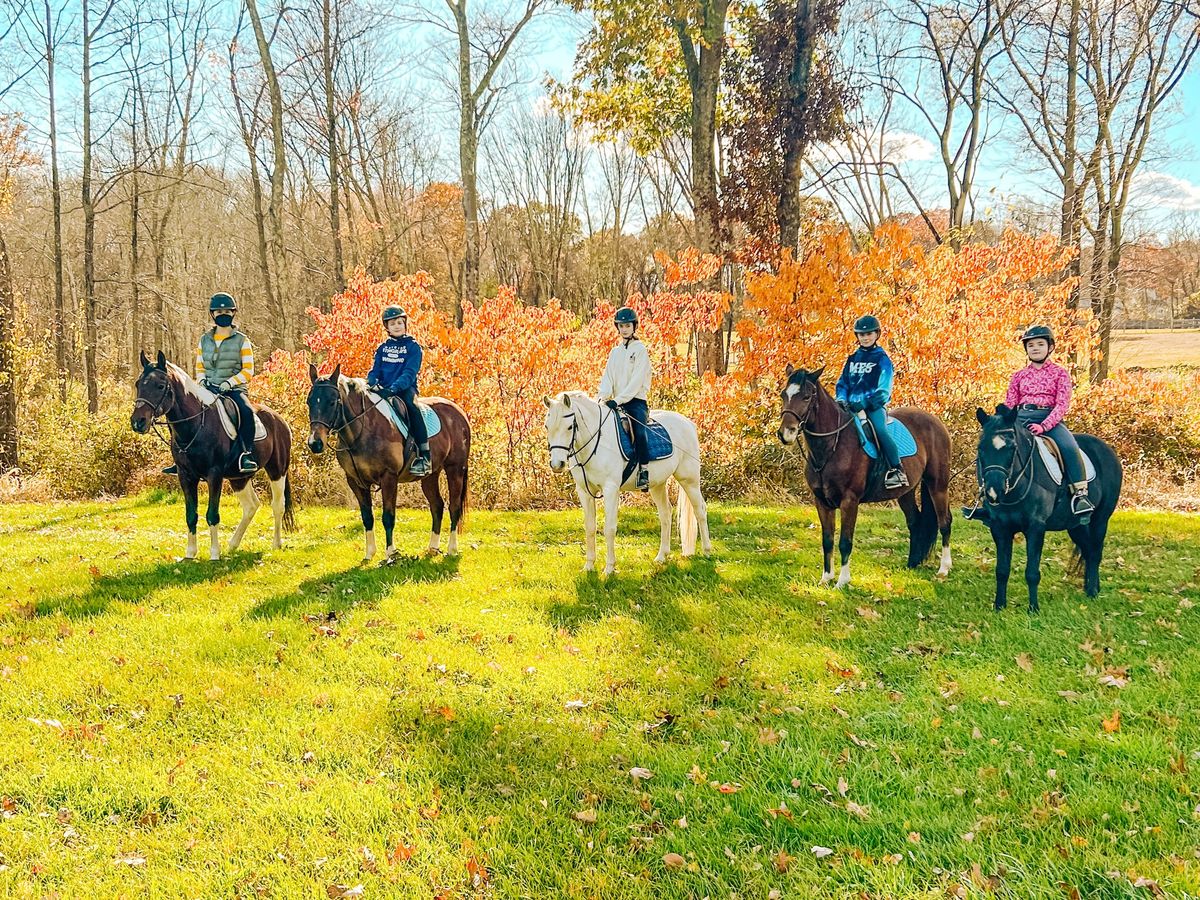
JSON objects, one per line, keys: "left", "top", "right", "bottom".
{"left": 1005, "top": 325, "right": 1094, "bottom": 517}
{"left": 162, "top": 292, "right": 257, "bottom": 476}
{"left": 367, "top": 305, "right": 430, "bottom": 478}
{"left": 599, "top": 306, "right": 652, "bottom": 491}
{"left": 836, "top": 314, "right": 908, "bottom": 490}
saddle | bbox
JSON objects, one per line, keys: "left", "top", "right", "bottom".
{"left": 365, "top": 390, "right": 443, "bottom": 440}
{"left": 1034, "top": 435, "right": 1096, "bottom": 485}
{"left": 213, "top": 396, "right": 267, "bottom": 442}
{"left": 613, "top": 409, "right": 674, "bottom": 462}
{"left": 852, "top": 411, "right": 917, "bottom": 460}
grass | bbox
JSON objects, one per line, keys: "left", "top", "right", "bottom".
{"left": 1111, "top": 329, "right": 1200, "bottom": 369}
{"left": 1, "top": 496, "right": 1199, "bottom": 899}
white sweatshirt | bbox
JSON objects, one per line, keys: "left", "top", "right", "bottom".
{"left": 598, "top": 338, "right": 652, "bottom": 404}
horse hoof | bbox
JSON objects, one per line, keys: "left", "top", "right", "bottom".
{"left": 603, "top": 567, "right": 615, "bottom": 577}
{"left": 993, "top": 603, "right": 1006, "bottom": 612}
{"left": 654, "top": 554, "right": 667, "bottom": 565}
{"left": 835, "top": 578, "right": 850, "bottom": 590}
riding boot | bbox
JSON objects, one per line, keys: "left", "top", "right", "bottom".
{"left": 238, "top": 449, "right": 259, "bottom": 474}
{"left": 162, "top": 463, "right": 179, "bottom": 475}
{"left": 636, "top": 466, "right": 649, "bottom": 491}
{"left": 1070, "top": 482, "right": 1094, "bottom": 520}
{"left": 409, "top": 443, "right": 431, "bottom": 477}
{"left": 884, "top": 466, "right": 909, "bottom": 489}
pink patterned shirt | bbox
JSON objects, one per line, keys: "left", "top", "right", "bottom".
{"left": 1005, "top": 361, "right": 1072, "bottom": 430}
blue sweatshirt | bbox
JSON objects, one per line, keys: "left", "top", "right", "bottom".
{"left": 367, "top": 335, "right": 422, "bottom": 393}
{"left": 835, "top": 344, "right": 895, "bottom": 410}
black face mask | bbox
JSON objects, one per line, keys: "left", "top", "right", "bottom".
{"left": 213, "top": 314, "right": 234, "bottom": 328}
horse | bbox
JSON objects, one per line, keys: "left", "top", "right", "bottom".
{"left": 305, "top": 364, "right": 471, "bottom": 562}
{"left": 543, "top": 391, "right": 712, "bottom": 575}
{"left": 972, "top": 404, "right": 1122, "bottom": 612}
{"left": 130, "top": 350, "right": 295, "bottom": 560}
{"left": 777, "top": 365, "right": 953, "bottom": 588}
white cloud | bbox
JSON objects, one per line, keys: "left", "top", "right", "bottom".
{"left": 1131, "top": 171, "right": 1200, "bottom": 211}
{"left": 881, "top": 130, "right": 936, "bottom": 164}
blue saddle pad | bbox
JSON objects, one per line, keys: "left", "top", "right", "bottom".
{"left": 852, "top": 414, "right": 917, "bottom": 460}
{"left": 369, "top": 393, "right": 442, "bottom": 440}
{"left": 615, "top": 412, "right": 673, "bottom": 461}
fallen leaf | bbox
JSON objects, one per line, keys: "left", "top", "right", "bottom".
{"left": 907, "top": 831, "right": 921, "bottom": 844}
{"left": 837, "top": 776, "right": 849, "bottom": 797}
{"left": 1132, "top": 877, "right": 1165, "bottom": 897}
{"left": 387, "top": 842, "right": 416, "bottom": 864}
{"left": 774, "top": 849, "right": 794, "bottom": 872}
{"left": 811, "top": 846, "right": 834, "bottom": 858}
{"left": 662, "top": 852, "right": 685, "bottom": 870}
{"left": 1016, "top": 653, "right": 1033, "bottom": 673}
{"left": 1102, "top": 709, "right": 1121, "bottom": 733}
{"left": 856, "top": 605, "right": 881, "bottom": 621}
{"left": 573, "top": 808, "right": 597, "bottom": 824}
{"left": 113, "top": 853, "right": 146, "bottom": 866}
{"left": 845, "top": 801, "right": 870, "bottom": 819}
{"left": 629, "top": 767, "right": 654, "bottom": 781}
{"left": 325, "top": 885, "right": 364, "bottom": 899}
{"left": 715, "top": 782, "right": 741, "bottom": 794}
{"left": 564, "top": 699, "right": 589, "bottom": 711}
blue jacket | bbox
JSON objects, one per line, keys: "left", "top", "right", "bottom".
{"left": 367, "top": 335, "right": 422, "bottom": 393}
{"left": 835, "top": 344, "right": 895, "bottom": 410}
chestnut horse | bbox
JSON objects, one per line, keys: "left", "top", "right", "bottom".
{"left": 777, "top": 365, "right": 952, "bottom": 587}
{"left": 130, "top": 350, "right": 295, "bottom": 560}
{"left": 305, "top": 365, "right": 470, "bottom": 561}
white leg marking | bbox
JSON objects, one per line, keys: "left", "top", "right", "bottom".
{"left": 447, "top": 529, "right": 458, "bottom": 555}
{"left": 364, "top": 530, "right": 376, "bottom": 562}
{"left": 835, "top": 562, "right": 851, "bottom": 589}
{"left": 428, "top": 531, "right": 440, "bottom": 553}
{"left": 937, "top": 545, "right": 952, "bottom": 577}
{"left": 186, "top": 532, "right": 198, "bottom": 560}
{"left": 270, "top": 477, "right": 285, "bottom": 550}
{"left": 580, "top": 489, "right": 597, "bottom": 572}
{"left": 602, "top": 484, "right": 619, "bottom": 576}
{"left": 651, "top": 483, "right": 671, "bottom": 564}
{"left": 820, "top": 569, "right": 834, "bottom": 585}
{"left": 228, "top": 482, "right": 260, "bottom": 552}
{"left": 209, "top": 524, "right": 220, "bottom": 561}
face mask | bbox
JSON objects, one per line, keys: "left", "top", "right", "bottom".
{"left": 214, "top": 314, "right": 234, "bottom": 328}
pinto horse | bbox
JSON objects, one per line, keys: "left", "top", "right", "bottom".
{"left": 544, "top": 391, "right": 711, "bottom": 575}
{"left": 306, "top": 365, "right": 471, "bottom": 561}
{"left": 130, "top": 350, "right": 295, "bottom": 560}
{"left": 777, "top": 366, "right": 953, "bottom": 587}
{"left": 972, "top": 405, "right": 1122, "bottom": 612}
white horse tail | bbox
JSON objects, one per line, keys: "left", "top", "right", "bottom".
{"left": 677, "top": 481, "right": 698, "bottom": 556}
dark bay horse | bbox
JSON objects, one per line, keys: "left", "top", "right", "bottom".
{"left": 306, "top": 365, "right": 471, "bottom": 561}
{"left": 130, "top": 350, "right": 295, "bottom": 560}
{"left": 777, "top": 366, "right": 953, "bottom": 587}
{"left": 973, "top": 405, "right": 1122, "bottom": 612}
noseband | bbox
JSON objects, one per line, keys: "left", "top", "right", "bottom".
{"left": 980, "top": 427, "right": 1036, "bottom": 504}
{"left": 547, "top": 405, "right": 608, "bottom": 498}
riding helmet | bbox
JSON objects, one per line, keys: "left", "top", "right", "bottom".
{"left": 209, "top": 292, "right": 237, "bottom": 312}
{"left": 614, "top": 307, "right": 639, "bottom": 326}
{"left": 853, "top": 314, "right": 881, "bottom": 334}
{"left": 382, "top": 305, "right": 407, "bottom": 323}
{"left": 1021, "top": 325, "right": 1055, "bottom": 346}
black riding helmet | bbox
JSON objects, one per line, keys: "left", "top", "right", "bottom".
{"left": 382, "top": 305, "right": 407, "bottom": 324}
{"left": 1021, "top": 325, "right": 1055, "bottom": 346}
{"left": 209, "top": 292, "right": 237, "bottom": 312}
{"left": 853, "top": 314, "right": 881, "bottom": 334}
{"left": 614, "top": 307, "right": 638, "bottom": 326}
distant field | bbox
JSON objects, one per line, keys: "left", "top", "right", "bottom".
{"left": 1110, "top": 329, "right": 1200, "bottom": 369}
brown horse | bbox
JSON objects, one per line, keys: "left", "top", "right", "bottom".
{"left": 130, "top": 350, "right": 295, "bottom": 560}
{"left": 777, "top": 365, "right": 952, "bottom": 587}
{"left": 305, "top": 365, "right": 470, "bottom": 561}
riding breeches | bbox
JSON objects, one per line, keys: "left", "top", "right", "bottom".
{"left": 1017, "top": 409, "right": 1085, "bottom": 485}
{"left": 226, "top": 389, "right": 257, "bottom": 457}
{"left": 864, "top": 407, "right": 901, "bottom": 468}
{"left": 397, "top": 387, "right": 428, "bottom": 447}
{"left": 620, "top": 398, "right": 650, "bottom": 466}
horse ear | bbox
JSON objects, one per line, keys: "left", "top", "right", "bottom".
{"left": 563, "top": 393, "right": 572, "bottom": 408}
{"left": 543, "top": 395, "right": 552, "bottom": 408}
{"left": 811, "top": 365, "right": 826, "bottom": 381}
{"left": 997, "top": 403, "right": 1017, "bottom": 422}
{"left": 308, "top": 363, "right": 319, "bottom": 384}
{"left": 331, "top": 364, "right": 342, "bottom": 382}
{"left": 139, "top": 350, "right": 151, "bottom": 369}
{"left": 156, "top": 350, "right": 167, "bottom": 370}
{"left": 784, "top": 363, "right": 794, "bottom": 377}
{"left": 976, "top": 407, "right": 989, "bottom": 425}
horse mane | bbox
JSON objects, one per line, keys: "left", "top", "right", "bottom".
{"left": 165, "top": 361, "right": 217, "bottom": 405}
{"left": 342, "top": 375, "right": 369, "bottom": 395}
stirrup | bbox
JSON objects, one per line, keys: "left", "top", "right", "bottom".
{"left": 636, "top": 467, "right": 649, "bottom": 491}
{"left": 409, "top": 456, "right": 430, "bottom": 477}
{"left": 1070, "top": 492, "right": 1094, "bottom": 516}
{"left": 237, "top": 453, "right": 259, "bottom": 474}
{"left": 884, "top": 468, "right": 908, "bottom": 488}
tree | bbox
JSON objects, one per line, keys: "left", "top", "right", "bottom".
{"left": 0, "top": 117, "right": 37, "bottom": 469}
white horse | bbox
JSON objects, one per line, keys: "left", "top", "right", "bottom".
{"left": 544, "top": 391, "right": 712, "bottom": 575}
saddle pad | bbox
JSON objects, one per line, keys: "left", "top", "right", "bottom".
{"left": 852, "top": 413, "right": 917, "bottom": 460}
{"left": 366, "top": 392, "right": 442, "bottom": 440}
{"left": 1035, "top": 436, "right": 1097, "bottom": 484}
{"left": 615, "top": 411, "right": 673, "bottom": 461}
{"left": 215, "top": 400, "right": 267, "bottom": 443}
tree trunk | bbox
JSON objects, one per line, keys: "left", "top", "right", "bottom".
{"left": 0, "top": 222, "right": 16, "bottom": 469}
{"left": 82, "top": 0, "right": 99, "bottom": 414}
{"left": 1095, "top": 210, "right": 1124, "bottom": 382}
{"left": 245, "top": 0, "right": 290, "bottom": 350}
{"left": 321, "top": 0, "right": 345, "bottom": 307}
{"left": 777, "top": 0, "right": 815, "bottom": 253}
{"left": 455, "top": 0, "right": 478, "bottom": 326}
{"left": 1059, "top": 0, "right": 1082, "bottom": 309}
{"left": 44, "top": 0, "right": 66, "bottom": 401}
{"left": 129, "top": 98, "right": 141, "bottom": 375}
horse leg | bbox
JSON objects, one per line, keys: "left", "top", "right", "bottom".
{"left": 227, "top": 480, "right": 260, "bottom": 552}
{"left": 350, "top": 481, "right": 376, "bottom": 562}
{"left": 206, "top": 474, "right": 223, "bottom": 561}
{"left": 1083, "top": 515, "right": 1109, "bottom": 597}
{"left": 650, "top": 481, "right": 671, "bottom": 564}
{"left": 380, "top": 473, "right": 398, "bottom": 559}
{"left": 421, "top": 473, "right": 445, "bottom": 554}
{"left": 578, "top": 486, "right": 597, "bottom": 572}
{"left": 679, "top": 478, "right": 712, "bottom": 554}
{"left": 835, "top": 497, "right": 860, "bottom": 589}
{"left": 182, "top": 474, "right": 200, "bottom": 560}
{"left": 897, "top": 491, "right": 919, "bottom": 566}
{"left": 445, "top": 463, "right": 467, "bottom": 556}
{"left": 815, "top": 498, "right": 836, "bottom": 585}
{"left": 602, "top": 482, "right": 620, "bottom": 576}
{"left": 269, "top": 477, "right": 286, "bottom": 549}
{"left": 1025, "top": 526, "right": 1046, "bottom": 613}
{"left": 935, "top": 485, "right": 953, "bottom": 577}
{"left": 991, "top": 526, "right": 1014, "bottom": 611}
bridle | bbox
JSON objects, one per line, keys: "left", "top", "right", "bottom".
{"left": 979, "top": 426, "right": 1036, "bottom": 505}
{"left": 548, "top": 404, "right": 610, "bottom": 499}
{"left": 134, "top": 371, "right": 207, "bottom": 455}
{"left": 781, "top": 384, "right": 853, "bottom": 473}
{"left": 308, "top": 381, "right": 372, "bottom": 448}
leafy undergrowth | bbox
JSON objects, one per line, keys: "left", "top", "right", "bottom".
{"left": 0, "top": 496, "right": 1198, "bottom": 898}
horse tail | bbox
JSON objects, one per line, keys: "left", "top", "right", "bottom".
{"left": 908, "top": 476, "right": 939, "bottom": 566}
{"left": 677, "top": 481, "right": 698, "bottom": 556}
{"left": 282, "top": 472, "right": 297, "bottom": 533}
{"left": 457, "top": 464, "right": 470, "bottom": 535}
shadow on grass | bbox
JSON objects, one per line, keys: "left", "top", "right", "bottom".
{"left": 33, "top": 553, "right": 263, "bottom": 619}
{"left": 547, "top": 554, "right": 720, "bottom": 636}
{"left": 246, "top": 552, "right": 461, "bottom": 620}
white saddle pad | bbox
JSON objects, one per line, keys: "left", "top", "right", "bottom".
{"left": 215, "top": 400, "right": 267, "bottom": 443}
{"left": 1035, "top": 436, "right": 1096, "bottom": 485}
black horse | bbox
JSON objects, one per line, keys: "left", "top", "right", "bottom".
{"left": 972, "top": 404, "right": 1122, "bottom": 612}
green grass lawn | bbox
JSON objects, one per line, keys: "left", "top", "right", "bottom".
{"left": 1, "top": 496, "right": 1198, "bottom": 899}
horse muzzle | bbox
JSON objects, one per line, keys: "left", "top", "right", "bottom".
{"left": 307, "top": 432, "right": 326, "bottom": 455}
{"left": 778, "top": 425, "right": 799, "bottom": 445}
{"left": 130, "top": 416, "right": 149, "bottom": 434}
